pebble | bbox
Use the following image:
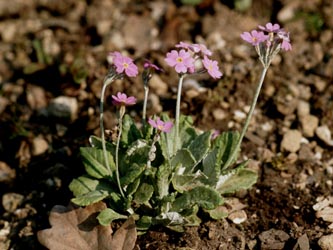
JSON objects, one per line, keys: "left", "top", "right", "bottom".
{"left": 316, "top": 125, "right": 333, "bottom": 146}
{"left": 31, "top": 136, "right": 49, "bottom": 156}
{"left": 297, "top": 100, "right": 310, "bottom": 117}
{"left": 228, "top": 210, "right": 247, "bottom": 224}
{"left": 281, "top": 130, "right": 302, "bottom": 153}
{"left": 26, "top": 85, "right": 47, "bottom": 110}
{"left": 48, "top": 96, "right": 78, "bottom": 121}
{"left": 300, "top": 115, "right": 319, "bottom": 137}
{"left": 293, "top": 234, "right": 310, "bottom": 250}
{"left": 212, "top": 108, "right": 227, "bottom": 121}
{"left": 2, "top": 193, "right": 24, "bottom": 213}
{"left": 316, "top": 207, "right": 333, "bottom": 223}
{"left": 259, "top": 229, "right": 290, "bottom": 250}
{"left": 318, "top": 234, "right": 333, "bottom": 250}
{"left": 149, "top": 74, "right": 168, "bottom": 96}
{"left": 0, "top": 161, "right": 16, "bottom": 183}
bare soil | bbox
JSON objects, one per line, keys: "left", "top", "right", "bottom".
{"left": 1, "top": 0, "right": 333, "bottom": 249}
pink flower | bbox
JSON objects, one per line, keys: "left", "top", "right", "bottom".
{"left": 175, "top": 42, "right": 212, "bottom": 56}
{"left": 148, "top": 117, "right": 173, "bottom": 133}
{"left": 258, "top": 23, "right": 281, "bottom": 33}
{"left": 202, "top": 56, "right": 222, "bottom": 79}
{"left": 143, "top": 60, "right": 163, "bottom": 72}
{"left": 240, "top": 30, "right": 269, "bottom": 46}
{"left": 165, "top": 49, "right": 195, "bottom": 74}
{"left": 112, "top": 92, "right": 137, "bottom": 106}
{"left": 109, "top": 52, "right": 138, "bottom": 77}
{"left": 277, "top": 31, "right": 292, "bottom": 51}
{"left": 211, "top": 129, "right": 220, "bottom": 140}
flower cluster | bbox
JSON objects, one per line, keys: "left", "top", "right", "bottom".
{"left": 165, "top": 42, "right": 222, "bottom": 79}
{"left": 240, "top": 22, "right": 292, "bottom": 67}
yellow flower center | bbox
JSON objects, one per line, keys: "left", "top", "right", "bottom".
{"left": 176, "top": 57, "right": 183, "bottom": 63}
{"left": 123, "top": 62, "right": 129, "bottom": 68}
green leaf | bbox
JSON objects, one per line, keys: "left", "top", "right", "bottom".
{"left": 126, "top": 177, "right": 141, "bottom": 196}
{"left": 80, "top": 147, "right": 114, "bottom": 179}
{"left": 171, "top": 149, "right": 196, "bottom": 173}
{"left": 120, "top": 163, "right": 145, "bottom": 186}
{"left": 124, "top": 139, "right": 150, "bottom": 165}
{"left": 171, "top": 186, "right": 223, "bottom": 212}
{"left": 187, "top": 131, "right": 211, "bottom": 165}
{"left": 89, "top": 135, "right": 116, "bottom": 153}
{"left": 137, "top": 216, "right": 152, "bottom": 231}
{"left": 69, "top": 175, "right": 114, "bottom": 197}
{"left": 97, "top": 208, "right": 128, "bottom": 226}
{"left": 71, "top": 190, "right": 109, "bottom": 206}
{"left": 202, "top": 148, "right": 219, "bottom": 185}
{"left": 121, "top": 114, "right": 142, "bottom": 145}
{"left": 156, "top": 163, "right": 172, "bottom": 198}
{"left": 160, "top": 114, "right": 196, "bottom": 155}
{"left": 134, "top": 183, "right": 154, "bottom": 204}
{"left": 216, "top": 131, "right": 240, "bottom": 170}
{"left": 172, "top": 172, "right": 205, "bottom": 193}
{"left": 217, "top": 168, "right": 258, "bottom": 194}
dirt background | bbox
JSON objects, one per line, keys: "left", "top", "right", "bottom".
{"left": 1, "top": 0, "right": 333, "bottom": 249}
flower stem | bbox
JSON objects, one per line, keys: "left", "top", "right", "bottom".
{"left": 174, "top": 74, "right": 185, "bottom": 154}
{"left": 142, "top": 85, "right": 149, "bottom": 121}
{"left": 224, "top": 66, "right": 269, "bottom": 168}
{"left": 115, "top": 106, "right": 125, "bottom": 198}
{"left": 100, "top": 75, "right": 115, "bottom": 178}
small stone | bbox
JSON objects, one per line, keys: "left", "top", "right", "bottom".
{"left": 297, "top": 100, "right": 310, "bottom": 117}
{"left": 298, "top": 144, "right": 315, "bottom": 162}
{"left": 212, "top": 108, "right": 227, "bottom": 121}
{"left": 313, "top": 197, "right": 333, "bottom": 211}
{"left": 316, "top": 207, "right": 333, "bottom": 223}
{"left": 228, "top": 210, "right": 247, "bottom": 224}
{"left": 259, "top": 229, "right": 290, "bottom": 250}
{"left": 26, "top": 84, "right": 47, "bottom": 110}
{"left": 31, "top": 136, "right": 49, "bottom": 156}
{"left": 281, "top": 130, "right": 303, "bottom": 153}
{"left": 277, "top": 1, "right": 299, "bottom": 22}
{"left": 293, "top": 234, "right": 310, "bottom": 250}
{"left": 318, "top": 234, "right": 333, "bottom": 250}
{"left": 2, "top": 193, "right": 24, "bottom": 213}
{"left": 48, "top": 96, "right": 78, "bottom": 121}
{"left": 300, "top": 115, "right": 319, "bottom": 137}
{"left": 316, "top": 125, "right": 333, "bottom": 146}
{"left": 0, "top": 161, "right": 16, "bottom": 183}
{"left": 149, "top": 74, "right": 168, "bottom": 96}
{"left": 234, "top": 109, "right": 246, "bottom": 122}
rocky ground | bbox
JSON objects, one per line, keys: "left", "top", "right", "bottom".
{"left": 0, "top": 0, "right": 333, "bottom": 249}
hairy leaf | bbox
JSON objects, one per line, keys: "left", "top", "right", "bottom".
{"left": 134, "top": 182, "right": 154, "bottom": 204}
{"left": 171, "top": 149, "right": 196, "bottom": 173}
{"left": 71, "top": 190, "right": 110, "bottom": 206}
{"left": 171, "top": 186, "right": 223, "bottom": 212}
{"left": 187, "top": 131, "right": 211, "bottom": 165}
{"left": 69, "top": 175, "right": 115, "bottom": 197}
{"left": 97, "top": 208, "right": 127, "bottom": 226}
{"left": 217, "top": 168, "right": 258, "bottom": 194}
{"left": 80, "top": 147, "right": 114, "bottom": 179}
{"left": 121, "top": 114, "right": 142, "bottom": 145}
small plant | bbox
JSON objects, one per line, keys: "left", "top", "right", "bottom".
{"left": 69, "top": 23, "right": 291, "bottom": 232}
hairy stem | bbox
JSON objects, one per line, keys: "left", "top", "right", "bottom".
{"left": 100, "top": 75, "right": 115, "bottom": 178}
{"left": 174, "top": 74, "right": 185, "bottom": 154}
{"left": 142, "top": 85, "right": 149, "bottom": 121}
{"left": 115, "top": 106, "right": 125, "bottom": 198}
{"left": 224, "top": 66, "right": 269, "bottom": 168}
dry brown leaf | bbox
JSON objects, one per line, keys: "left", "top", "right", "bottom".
{"left": 37, "top": 202, "right": 137, "bottom": 250}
